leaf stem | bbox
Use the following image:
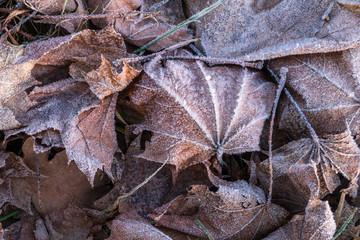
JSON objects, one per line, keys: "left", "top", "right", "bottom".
{"left": 267, "top": 67, "right": 287, "bottom": 204}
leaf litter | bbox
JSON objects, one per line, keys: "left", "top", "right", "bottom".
{"left": 0, "top": 0, "right": 360, "bottom": 239}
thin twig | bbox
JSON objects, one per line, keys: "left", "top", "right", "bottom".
{"left": 265, "top": 64, "right": 319, "bottom": 143}
{"left": 0, "top": 10, "right": 37, "bottom": 43}
{"left": 267, "top": 67, "right": 287, "bottom": 204}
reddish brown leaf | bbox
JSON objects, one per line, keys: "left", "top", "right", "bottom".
{"left": 263, "top": 199, "right": 336, "bottom": 240}
{"left": 150, "top": 173, "right": 289, "bottom": 239}
{"left": 44, "top": 204, "right": 93, "bottom": 240}
{"left": 125, "top": 56, "right": 276, "bottom": 176}
{"left": 20, "top": 138, "right": 92, "bottom": 215}
{"left": 185, "top": 0, "right": 360, "bottom": 61}
{"left": 83, "top": 56, "right": 140, "bottom": 100}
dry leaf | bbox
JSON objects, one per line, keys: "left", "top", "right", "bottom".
{"left": 114, "top": 13, "right": 193, "bottom": 52}
{"left": 263, "top": 199, "right": 336, "bottom": 240}
{"left": 125, "top": 56, "right": 276, "bottom": 176}
{"left": 150, "top": 172, "right": 289, "bottom": 239}
{"left": 94, "top": 136, "right": 172, "bottom": 217}
{"left": 0, "top": 151, "right": 37, "bottom": 213}
{"left": 141, "top": 0, "right": 187, "bottom": 25}
{"left": 83, "top": 56, "right": 140, "bottom": 100}
{"left": 20, "top": 138, "right": 92, "bottom": 215}
{"left": 107, "top": 203, "right": 172, "bottom": 240}
{"left": 44, "top": 204, "right": 93, "bottom": 240}
{"left": 87, "top": 0, "right": 141, "bottom": 28}
{"left": 6, "top": 79, "right": 117, "bottom": 184}
{"left": 268, "top": 48, "right": 360, "bottom": 138}
{"left": 20, "top": 0, "right": 78, "bottom": 14}
{"left": 257, "top": 128, "right": 360, "bottom": 215}
{"left": 88, "top": 0, "right": 192, "bottom": 52}
{"left": 2, "top": 215, "right": 38, "bottom": 240}
{"left": 184, "top": 0, "right": 360, "bottom": 61}
{"left": 18, "top": 26, "right": 139, "bottom": 97}
{"left": 0, "top": 42, "right": 38, "bottom": 130}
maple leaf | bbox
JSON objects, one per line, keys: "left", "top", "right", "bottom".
{"left": 267, "top": 48, "right": 360, "bottom": 138}
{"left": 125, "top": 56, "right": 276, "bottom": 176}
{"left": 150, "top": 169, "right": 289, "bottom": 239}
{"left": 185, "top": 0, "right": 360, "bottom": 61}
{"left": 6, "top": 79, "right": 117, "bottom": 184}
{"left": 257, "top": 128, "right": 360, "bottom": 215}
{"left": 263, "top": 199, "right": 336, "bottom": 240}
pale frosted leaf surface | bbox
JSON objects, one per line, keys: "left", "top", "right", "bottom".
{"left": 5, "top": 79, "right": 117, "bottom": 184}
{"left": 127, "top": 57, "right": 275, "bottom": 174}
{"left": 258, "top": 128, "right": 360, "bottom": 213}
{"left": 185, "top": 0, "right": 360, "bottom": 61}
{"left": 268, "top": 48, "right": 360, "bottom": 137}
{"left": 0, "top": 42, "right": 38, "bottom": 130}
{"left": 83, "top": 56, "right": 140, "bottom": 100}
{"left": 107, "top": 205, "right": 172, "bottom": 240}
{"left": 150, "top": 173, "right": 289, "bottom": 240}
{"left": 263, "top": 199, "right": 336, "bottom": 240}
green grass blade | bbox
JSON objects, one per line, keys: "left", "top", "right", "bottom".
{"left": 332, "top": 208, "right": 358, "bottom": 240}
{"left": 0, "top": 209, "right": 22, "bottom": 221}
{"left": 194, "top": 219, "right": 214, "bottom": 240}
{"left": 132, "top": 0, "right": 229, "bottom": 54}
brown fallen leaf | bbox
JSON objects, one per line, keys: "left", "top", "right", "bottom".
{"left": 0, "top": 42, "right": 38, "bottom": 130}
{"left": 83, "top": 56, "right": 140, "bottom": 100}
{"left": 184, "top": 0, "right": 360, "bottom": 61}
{"left": 94, "top": 136, "right": 172, "bottom": 217}
{"left": 263, "top": 199, "right": 336, "bottom": 240}
{"left": 141, "top": 0, "right": 187, "bottom": 25}
{"left": 87, "top": 0, "right": 141, "bottom": 29}
{"left": 20, "top": 138, "right": 93, "bottom": 215}
{"left": 150, "top": 171, "right": 289, "bottom": 239}
{"left": 268, "top": 48, "right": 360, "bottom": 138}
{"left": 44, "top": 204, "right": 93, "bottom": 240}
{"left": 257, "top": 128, "right": 360, "bottom": 215}
{"left": 125, "top": 56, "right": 276, "bottom": 176}
{"left": 20, "top": 0, "right": 78, "bottom": 14}
{"left": 6, "top": 79, "right": 117, "bottom": 184}
{"left": 88, "top": 0, "right": 193, "bottom": 52}
{"left": 107, "top": 203, "right": 172, "bottom": 240}
{"left": 0, "top": 151, "right": 37, "bottom": 213}
{"left": 2, "top": 215, "right": 39, "bottom": 240}
{"left": 17, "top": 26, "right": 140, "bottom": 98}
